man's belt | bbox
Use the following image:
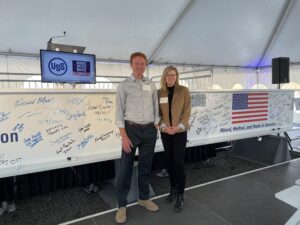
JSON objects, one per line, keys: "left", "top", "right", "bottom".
{"left": 125, "top": 121, "right": 154, "bottom": 128}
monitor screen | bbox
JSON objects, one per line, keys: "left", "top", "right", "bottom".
{"left": 40, "top": 50, "right": 96, "bottom": 83}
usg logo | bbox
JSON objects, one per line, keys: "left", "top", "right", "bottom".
{"left": 48, "top": 58, "right": 67, "bottom": 76}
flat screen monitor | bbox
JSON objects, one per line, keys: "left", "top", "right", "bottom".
{"left": 40, "top": 49, "right": 96, "bottom": 84}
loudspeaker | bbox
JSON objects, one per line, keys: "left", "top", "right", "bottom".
{"left": 272, "top": 57, "right": 289, "bottom": 84}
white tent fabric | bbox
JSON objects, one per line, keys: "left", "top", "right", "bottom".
{"left": 0, "top": 0, "right": 300, "bottom": 66}
{"left": 212, "top": 68, "right": 257, "bottom": 90}
{"left": 251, "top": 84, "right": 268, "bottom": 89}
{"left": 1, "top": 0, "right": 300, "bottom": 90}
{"left": 3, "top": 56, "right": 300, "bottom": 90}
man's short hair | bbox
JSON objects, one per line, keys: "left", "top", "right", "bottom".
{"left": 130, "top": 52, "right": 147, "bottom": 65}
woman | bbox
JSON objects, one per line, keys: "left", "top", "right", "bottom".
{"left": 158, "top": 66, "right": 191, "bottom": 212}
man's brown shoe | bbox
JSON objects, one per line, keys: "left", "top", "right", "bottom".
{"left": 115, "top": 207, "right": 126, "bottom": 224}
{"left": 138, "top": 199, "right": 159, "bottom": 212}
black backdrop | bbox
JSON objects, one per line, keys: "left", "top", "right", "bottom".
{"left": 0, "top": 145, "right": 216, "bottom": 202}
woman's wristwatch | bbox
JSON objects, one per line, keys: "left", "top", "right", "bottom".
{"left": 161, "top": 127, "right": 166, "bottom": 132}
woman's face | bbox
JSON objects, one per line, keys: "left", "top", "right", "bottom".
{"left": 165, "top": 70, "right": 177, "bottom": 87}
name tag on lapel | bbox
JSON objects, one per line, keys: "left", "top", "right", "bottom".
{"left": 143, "top": 85, "right": 151, "bottom": 91}
{"left": 160, "top": 97, "right": 168, "bottom": 104}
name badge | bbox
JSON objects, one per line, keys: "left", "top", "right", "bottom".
{"left": 143, "top": 85, "right": 151, "bottom": 91}
{"left": 160, "top": 97, "right": 168, "bottom": 104}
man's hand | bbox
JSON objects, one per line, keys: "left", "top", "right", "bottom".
{"left": 122, "top": 135, "right": 133, "bottom": 153}
{"left": 119, "top": 128, "right": 133, "bottom": 153}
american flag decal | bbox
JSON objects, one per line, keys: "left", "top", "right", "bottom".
{"left": 232, "top": 93, "right": 268, "bottom": 124}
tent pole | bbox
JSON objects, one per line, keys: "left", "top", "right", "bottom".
{"left": 148, "top": 0, "right": 197, "bottom": 63}
{"left": 257, "top": 0, "right": 295, "bottom": 69}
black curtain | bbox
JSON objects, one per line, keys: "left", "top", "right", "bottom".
{"left": 184, "top": 144, "right": 217, "bottom": 163}
{"left": 152, "top": 144, "right": 217, "bottom": 171}
{"left": 0, "top": 160, "right": 115, "bottom": 201}
{"left": 0, "top": 144, "right": 218, "bottom": 201}
{"left": 0, "top": 177, "right": 15, "bottom": 202}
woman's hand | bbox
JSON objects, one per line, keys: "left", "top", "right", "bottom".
{"left": 164, "top": 127, "right": 176, "bottom": 135}
{"left": 172, "top": 126, "right": 181, "bottom": 133}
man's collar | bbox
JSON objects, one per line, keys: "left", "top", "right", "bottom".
{"left": 130, "top": 74, "right": 147, "bottom": 81}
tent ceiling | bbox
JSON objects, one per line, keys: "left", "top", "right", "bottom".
{"left": 0, "top": 0, "right": 299, "bottom": 67}
{"left": 153, "top": 0, "right": 286, "bottom": 67}
{"left": 262, "top": 0, "right": 300, "bottom": 65}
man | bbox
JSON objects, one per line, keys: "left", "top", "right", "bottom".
{"left": 115, "top": 52, "right": 160, "bottom": 224}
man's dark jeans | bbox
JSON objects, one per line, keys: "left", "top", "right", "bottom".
{"left": 116, "top": 122, "right": 157, "bottom": 207}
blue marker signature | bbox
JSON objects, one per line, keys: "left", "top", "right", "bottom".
{"left": 77, "top": 135, "right": 93, "bottom": 150}
{"left": 24, "top": 131, "right": 43, "bottom": 148}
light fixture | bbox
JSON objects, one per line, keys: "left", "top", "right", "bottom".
{"left": 46, "top": 31, "right": 86, "bottom": 53}
{"left": 47, "top": 42, "right": 86, "bottom": 53}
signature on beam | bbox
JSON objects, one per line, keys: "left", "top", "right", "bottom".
{"left": 77, "top": 135, "right": 93, "bottom": 150}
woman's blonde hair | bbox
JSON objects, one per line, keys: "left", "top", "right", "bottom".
{"left": 160, "top": 66, "right": 180, "bottom": 91}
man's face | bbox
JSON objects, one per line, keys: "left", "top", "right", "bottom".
{"left": 131, "top": 56, "right": 146, "bottom": 79}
